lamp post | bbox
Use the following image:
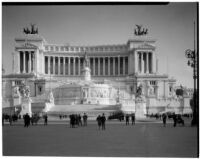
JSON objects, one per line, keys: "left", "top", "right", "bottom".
{"left": 185, "top": 22, "right": 198, "bottom": 126}
{"left": 185, "top": 49, "right": 198, "bottom": 126}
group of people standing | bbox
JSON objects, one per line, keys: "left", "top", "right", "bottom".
{"left": 69, "top": 113, "right": 88, "bottom": 128}
{"left": 162, "top": 113, "right": 185, "bottom": 127}
{"left": 125, "top": 114, "right": 135, "bottom": 125}
{"left": 23, "top": 113, "right": 48, "bottom": 127}
{"left": 96, "top": 113, "right": 106, "bottom": 130}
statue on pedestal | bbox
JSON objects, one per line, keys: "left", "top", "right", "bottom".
{"left": 136, "top": 84, "right": 146, "bottom": 102}
{"left": 83, "top": 51, "right": 89, "bottom": 68}
{"left": 82, "top": 51, "right": 91, "bottom": 81}
{"left": 18, "top": 81, "right": 32, "bottom": 116}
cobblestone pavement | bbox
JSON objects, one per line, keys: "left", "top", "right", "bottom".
{"left": 3, "top": 119, "right": 198, "bottom": 157}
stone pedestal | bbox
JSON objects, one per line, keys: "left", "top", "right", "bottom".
{"left": 82, "top": 67, "right": 91, "bottom": 81}
{"left": 20, "top": 97, "right": 32, "bottom": 116}
{"left": 135, "top": 99, "right": 147, "bottom": 119}
{"left": 43, "top": 91, "right": 55, "bottom": 112}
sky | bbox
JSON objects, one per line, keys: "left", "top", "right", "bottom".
{"left": 2, "top": 3, "right": 197, "bottom": 88}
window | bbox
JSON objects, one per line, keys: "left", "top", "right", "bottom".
{"left": 150, "top": 81, "right": 156, "bottom": 85}
{"left": 55, "top": 46, "right": 59, "bottom": 51}
{"left": 50, "top": 46, "right": 54, "bottom": 51}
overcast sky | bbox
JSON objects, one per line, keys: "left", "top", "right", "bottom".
{"left": 2, "top": 3, "right": 197, "bottom": 88}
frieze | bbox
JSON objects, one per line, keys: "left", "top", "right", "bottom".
{"left": 43, "top": 52, "right": 129, "bottom": 56}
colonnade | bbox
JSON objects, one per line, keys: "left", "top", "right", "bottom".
{"left": 44, "top": 56, "right": 129, "bottom": 76}
{"left": 137, "top": 51, "right": 154, "bottom": 74}
{"left": 19, "top": 51, "right": 35, "bottom": 73}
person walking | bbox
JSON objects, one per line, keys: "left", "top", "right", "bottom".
{"left": 24, "top": 113, "right": 30, "bottom": 127}
{"left": 83, "top": 113, "right": 88, "bottom": 126}
{"left": 96, "top": 115, "right": 102, "bottom": 130}
{"left": 172, "top": 113, "right": 177, "bottom": 127}
{"left": 162, "top": 113, "right": 167, "bottom": 127}
{"left": 126, "top": 114, "right": 129, "bottom": 125}
{"left": 131, "top": 113, "right": 135, "bottom": 125}
{"left": 9, "top": 115, "right": 12, "bottom": 126}
{"left": 44, "top": 114, "right": 48, "bottom": 126}
{"left": 101, "top": 113, "right": 106, "bottom": 130}
{"left": 78, "top": 114, "right": 82, "bottom": 126}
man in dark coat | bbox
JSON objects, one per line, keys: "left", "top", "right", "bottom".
{"left": 131, "top": 113, "right": 135, "bottom": 125}
{"left": 162, "top": 113, "right": 167, "bottom": 127}
{"left": 96, "top": 115, "right": 102, "bottom": 130}
{"left": 44, "top": 114, "right": 48, "bottom": 125}
{"left": 24, "top": 113, "right": 30, "bottom": 127}
{"left": 172, "top": 113, "right": 177, "bottom": 127}
{"left": 126, "top": 114, "right": 129, "bottom": 125}
{"left": 101, "top": 113, "right": 106, "bottom": 130}
{"left": 83, "top": 113, "right": 88, "bottom": 126}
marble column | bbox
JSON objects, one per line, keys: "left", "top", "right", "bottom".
{"left": 28, "top": 52, "right": 31, "bottom": 73}
{"left": 53, "top": 56, "right": 55, "bottom": 75}
{"left": 23, "top": 52, "right": 26, "bottom": 73}
{"left": 35, "top": 50, "right": 38, "bottom": 74}
{"left": 135, "top": 52, "right": 138, "bottom": 73}
{"left": 48, "top": 56, "right": 51, "bottom": 74}
{"left": 68, "top": 57, "right": 70, "bottom": 75}
{"left": 123, "top": 56, "right": 125, "bottom": 75}
{"left": 58, "top": 57, "right": 60, "bottom": 75}
{"left": 152, "top": 52, "right": 155, "bottom": 73}
{"left": 118, "top": 56, "right": 120, "bottom": 76}
{"left": 78, "top": 57, "right": 81, "bottom": 75}
{"left": 93, "top": 57, "right": 95, "bottom": 76}
{"left": 88, "top": 57, "right": 90, "bottom": 68}
{"left": 73, "top": 57, "right": 76, "bottom": 75}
{"left": 146, "top": 52, "right": 149, "bottom": 74}
{"left": 113, "top": 57, "right": 115, "bottom": 76}
{"left": 98, "top": 57, "right": 100, "bottom": 76}
{"left": 108, "top": 57, "right": 110, "bottom": 76}
{"left": 141, "top": 52, "right": 144, "bottom": 74}
{"left": 63, "top": 57, "right": 65, "bottom": 75}
{"left": 32, "top": 54, "right": 35, "bottom": 73}
{"left": 17, "top": 52, "right": 20, "bottom": 73}
{"left": 103, "top": 57, "right": 105, "bottom": 76}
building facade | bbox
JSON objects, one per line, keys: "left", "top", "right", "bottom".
{"left": 2, "top": 28, "right": 193, "bottom": 116}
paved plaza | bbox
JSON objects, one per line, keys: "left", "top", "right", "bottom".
{"left": 3, "top": 119, "right": 198, "bottom": 157}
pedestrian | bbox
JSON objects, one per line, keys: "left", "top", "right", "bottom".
{"left": 78, "top": 114, "right": 82, "bottom": 126}
{"left": 172, "top": 113, "right": 177, "bottom": 127}
{"left": 126, "top": 114, "right": 129, "bottom": 125}
{"left": 96, "top": 115, "right": 102, "bottom": 130}
{"left": 44, "top": 114, "right": 48, "bottom": 125}
{"left": 162, "top": 113, "right": 167, "bottom": 127}
{"left": 24, "top": 113, "right": 30, "bottom": 127}
{"left": 83, "top": 113, "right": 88, "bottom": 126}
{"left": 131, "top": 113, "right": 135, "bottom": 125}
{"left": 9, "top": 115, "right": 12, "bottom": 126}
{"left": 101, "top": 113, "right": 106, "bottom": 130}
{"left": 71, "top": 114, "right": 75, "bottom": 128}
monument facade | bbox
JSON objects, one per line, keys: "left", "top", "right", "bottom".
{"left": 2, "top": 25, "right": 193, "bottom": 117}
